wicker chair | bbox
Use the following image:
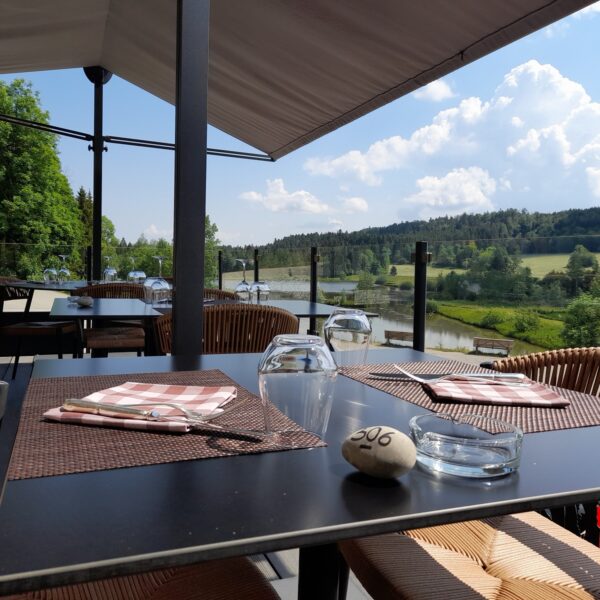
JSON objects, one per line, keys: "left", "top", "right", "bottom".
{"left": 0, "top": 278, "right": 77, "bottom": 378}
{"left": 73, "top": 283, "right": 146, "bottom": 356}
{"left": 204, "top": 287, "right": 237, "bottom": 300}
{"left": 483, "top": 347, "right": 600, "bottom": 396}
{"left": 154, "top": 304, "right": 298, "bottom": 355}
{"left": 339, "top": 347, "right": 600, "bottom": 599}
{"left": 5, "top": 557, "right": 279, "bottom": 599}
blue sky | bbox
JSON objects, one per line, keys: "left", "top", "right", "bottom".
{"left": 1, "top": 3, "right": 600, "bottom": 246}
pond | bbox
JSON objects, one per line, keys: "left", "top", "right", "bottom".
{"left": 223, "top": 280, "right": 543, "bottom": 355}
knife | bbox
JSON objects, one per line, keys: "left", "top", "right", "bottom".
{"left": 367, "top": 372, "right": 526, "bottom": 381}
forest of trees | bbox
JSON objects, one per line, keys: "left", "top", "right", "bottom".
{"left": 221, "top": 207, "right": 600, "bottom": 277}
{"left": 0, "top": 79, "right": 218, "bottom": 284}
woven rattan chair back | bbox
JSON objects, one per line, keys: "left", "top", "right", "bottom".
{"left": 74, "top": 283, "right": 145, "bottom": 299}
{"left": 0, "top": 277, "right": 30, "bottom": 303}
{"left": 203, "top": 288, "right": 237, "bottom": 300}
{"left": 489, "top": 347, "right": 600, "bottom": 396}
{"left": 154, "top": 304, "right": 299, "bottom": 355}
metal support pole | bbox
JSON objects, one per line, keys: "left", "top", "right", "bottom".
{"left": 85, "top": 246, "right": 92, "bottom": 283}
{"left": 254, "top": 249, "right": 259, "bottom": 282}
{"left": 218, "top": 250, "right": 223, "bottom": 290}
{"left": 412, "top": 241, "right": 429, "bottom": 352}
{"left": 83, "top": 67, "right": 112, "bottom": 281}
{"left": 309, "top": 246, "right": 319, "bottom": 335}
{"left": 172, "top": 0, "right": 210, "bottom": 356}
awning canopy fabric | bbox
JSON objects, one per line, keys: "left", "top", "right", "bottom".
{"left": 0, "top": 0, "right": 594, "bottom": 159}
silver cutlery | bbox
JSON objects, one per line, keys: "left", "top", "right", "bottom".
{"left": 61, "top": 398, "right": 264, "bottom": 437}
{"left": 391, "top": 365, "right": 529, "bottom": 386}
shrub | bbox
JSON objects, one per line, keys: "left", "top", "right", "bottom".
{"left": 399, "top": 281, "right": 413, "bottom": 291}
{"left": 375, "top": 275, "right": 388, "bottom": 285}
{"left": 562, "top": 294, "right": 600, "bottom": 347}
{"left": 513, "top": 310, "right": 540, "bottom": 333}
{"left": 426, "top": 300, "right": 438, "bottom": 314}
{"left": 481, "top": 310, "right": 504, "bottom": 328}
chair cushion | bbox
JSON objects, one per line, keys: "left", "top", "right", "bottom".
{"left": 5, "top": 556, "right": 279, "bottom": 599}
{"left": 340, "top": 511, "right": 600, "bottom": 599}
{"left": 85, "top": 327, "right": 145, "bottom": 350}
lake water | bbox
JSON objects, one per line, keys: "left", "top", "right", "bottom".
{"left": 223, "top": 279, "right": 542, "bottom": 355}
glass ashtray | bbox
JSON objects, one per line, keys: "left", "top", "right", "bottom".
{"left": 409, "top": 413, "right": 523, "bottom": 478}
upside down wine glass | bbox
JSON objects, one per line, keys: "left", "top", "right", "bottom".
{"left": 57, "top": 254, "right": 70, "bottom": 283}
{"left": 234, "top": 258, "right": 251, "bottom": 301}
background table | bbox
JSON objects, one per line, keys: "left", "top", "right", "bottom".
{"left": 1, "top": 349, "right": 599, "bottom": 597}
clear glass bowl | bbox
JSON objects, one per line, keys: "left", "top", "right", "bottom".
{"left": 323, "top": 308, "right": 372, "bottom": 367}
{"left": 409, "top": 413, "right": 523, "bottom": 478}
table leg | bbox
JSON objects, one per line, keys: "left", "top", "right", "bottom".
{"left": 24, "top": 290, "right": 33, "bottom": 314}
{"left": 298, "top": 543, "right": 348, "bottom": 600}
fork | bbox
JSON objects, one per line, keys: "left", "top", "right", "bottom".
{"left": 392, "top": 365, "right": 530, "bottom": 386}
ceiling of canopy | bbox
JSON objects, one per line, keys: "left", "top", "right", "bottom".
{"left": 0, "top": 0, "right": 594, "bottom": 159}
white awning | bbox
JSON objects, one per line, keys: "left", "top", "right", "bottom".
{"left": 0, "top": 0, "right": 594, "bottom": 159}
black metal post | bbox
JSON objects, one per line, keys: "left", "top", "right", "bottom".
{"left": 253, "top": 249, "right": 259, "bottom": 283}
{"left": 218, "top": 250, "right": 223, "bottom": 290}
{"left": 83, "top": 67, "right": 112, "bottom": 281}
{"left": 85, "top": 246, "right": 92, "bottom": 283}
{"left": 309, "top": 246, "right": 318, "bottom": 334}
{"left": 412, "top": 241, "right": 429, "bottom": 352}
{"left": 172, "top": 0, "right": 210, "bottom": 356}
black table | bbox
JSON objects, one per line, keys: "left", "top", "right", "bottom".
{"left": 50, "top": 298, "right": 162, "bottom": 356}
{"left": 0, "top": 280, "right": 88, "bottom": 313}
{"left": 1, "top": 349, "right": 599, "bottom": 597}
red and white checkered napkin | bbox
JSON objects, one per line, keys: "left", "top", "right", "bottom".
{"left": 43, "top": 381, "right": 237, "bottom": 433}
{"left": 426, "top": 376, "right": 570, "bottom": 408}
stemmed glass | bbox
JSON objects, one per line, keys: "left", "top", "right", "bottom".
{"left": 249, "top": 281, "right": 270, "bottom": 303}
{"left": 57, "top": 254, "right": 70, "bottom": 283}
{"left": 234, "top": 258, "right": 251, "bottom": 301}
{"left": 323, "top": 308, "right": 372, "bottom": 368}
{"left": 127, "top": 257, "right": 146, "bottom": 283}
{"left": 153, "top": 255, "right": 165, "bottom": 278}
{"left": 258, "top": 334, "right": 337, "bottom": 441}
{"left": 43, "top": 266, "right": 57, "bottom": 284}
{"left": 103, "top": 256, "right": 117, "bottom": 282}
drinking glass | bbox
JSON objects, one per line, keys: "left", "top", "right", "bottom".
{"left": 249, "top": 281, "right": 270, "bottom": 302}
{"left": 153, "top": 255, "right": 165, "bottom": 278}
{"left": 103, "top": 256, "right": 117, "bottom": 282}
{"left": 57, "top": 254, "right": 70, "bottom": 283}
{"left": 43, "top": 267, "right": 57, "bottom": 284}
{"left": 234, "top": 258, "right": 251, "bottom": 302}
{"left": 127, "top": 258, "right": 146, "bottom": 283}
{"left": 143, "top": 277, "right": 171, "bottom": 305}
{"left": 323, "top": 308, "right": 372, "bottom": 367}
{"left": 258, "top": 334, "right": 337, "bottom": 440}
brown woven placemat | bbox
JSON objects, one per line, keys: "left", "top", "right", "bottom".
{"left": 7, "top": 369, "right": 324, "bottom": 481}
{"left": 342, "top": 361, "right": 600, "bottom": 434}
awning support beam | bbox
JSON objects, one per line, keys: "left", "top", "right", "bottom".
{"left": 172, "top": 0, "right": 210, "bottom": 356}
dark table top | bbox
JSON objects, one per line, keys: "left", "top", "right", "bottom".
{"left": 50, "top": 298, "right": 162, "bottom": 320}
{"left": 1, "top": 280, "right": 88, "bottom": 292}
{"left": 155, "top": 299, "right": 378, "bottom": 319}
{"left": 0, "top": 349, "right": 599, "bottom": 594}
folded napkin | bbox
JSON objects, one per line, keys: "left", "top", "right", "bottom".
{"left": 426, "top": 376, "right": 570, "bottom": 408}
{"left": 44, "top": 381, "right": 237, "bottom": 433}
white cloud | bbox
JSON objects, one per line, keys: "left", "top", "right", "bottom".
{"left": 304, "top": 59, "right": 600, "bottom": 216}
{"left": 414, "top": 79, "right": 456, "bottom": 102}
{"left": 143, "top": 224, "right": 172, "bottom": 240}
{"left": 586, "top": 166, "right": 600, "bottom": 196}
{"left": 574, "top": 2, "right": 600, "bottom": 17}
{"left": 240, "top": 178, "right": 329, "bottom": 213}
{"left": 342, "top": 196, "right": 369, "bottom": 213}
{"left": 404, "top": 167, "right": 496, "bottom": 219}
{"left": 544, "top": 21, "right": 570, "bottom": 38}
{"left": 329, "top": 218, "right": 344, "bottom": 228}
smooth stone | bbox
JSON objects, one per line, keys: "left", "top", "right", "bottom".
{"left": 76, "top": 296, "right": 93, "bottom": 307}
{"left": 342, "top": 425, "right": 416, "bottom": 479}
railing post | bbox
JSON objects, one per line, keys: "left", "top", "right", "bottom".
{"left": 218, "top": 250, "right": 223, "bottom": 290}
{"left": 309, "top": 246, "right": 319, "bottom": 334}
{"left": 86, "top": 246, "right": 92, "bottom": 283}
{"left": 412, "top": 241, "right": 430, "bottom": 352}
{"left": 254, "top": 248, "right": 259, "bottom": 282}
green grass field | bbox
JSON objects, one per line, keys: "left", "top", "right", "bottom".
{"left": 521, "top": 253, "right": 600, "bottom": 278}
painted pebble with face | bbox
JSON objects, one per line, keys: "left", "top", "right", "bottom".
{"left": 342, "top": 425, "right": 416, "bottom": 479}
